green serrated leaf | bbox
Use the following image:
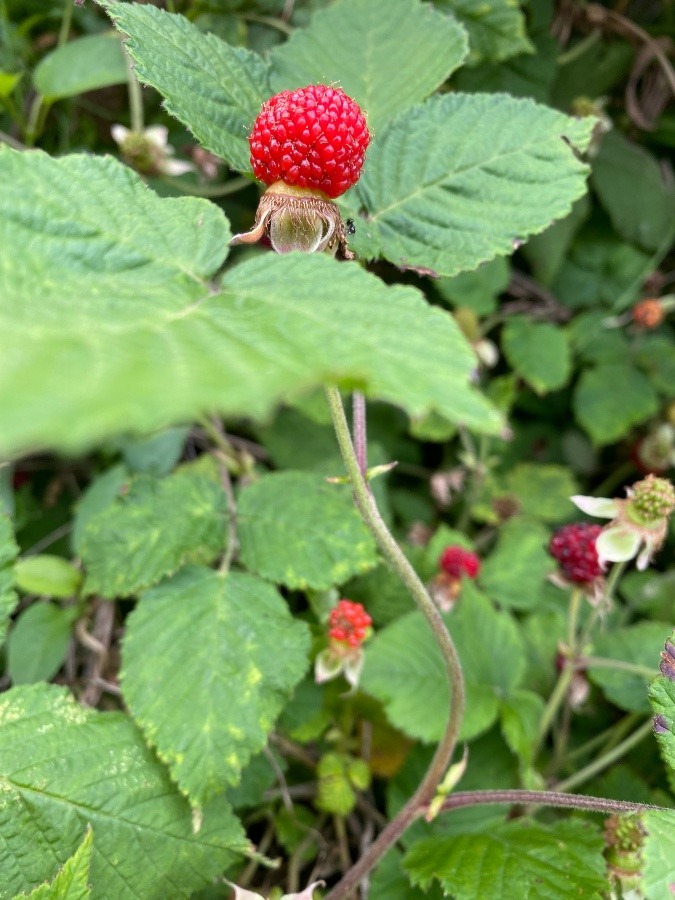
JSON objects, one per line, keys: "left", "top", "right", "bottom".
{"left": 479, "top": 517, "right": 554, "bottom": 610}
{"left": 14, "top": 556, "right": 82, "bottom": 599}
{"left": 270, "top": 0, "right": 468, "bottom": 134}
{"left": 0, "top": 148, "right": 500, "bottom": 457}
{"left": 574, "top": 363, "right": 659, "bottom": 446}
{"left": 642, "top": 810, "right": 675, "bottom": 899}
{"left": 371, "top": 849, "right": 443, "bottom": 900}
{"left": 436, "top": 0, "right": 534, "bottom": 65}
{"left": 500, "top": 689, "right": 545, "bottom": 765}
{"left": 436, "top": 256, "right": 510, "bottom": 316}
{"left": 0, "top": 514, "right": 18, "bottom": 645}
{"left": 502, "top": 318, "right": 571, "bottom": 394}
{"left": 589, "top": 622, "right": 669, "bottom": 712}
{"left": 404, "top": 819, "right": 607, "bottom": 899}
{"left": 649, "top": 670, "right": 675, "bottom": 774}
{"left": 7, "top": 602, "right": 76, "bottom": 685}
{"left": 121, "top": 566, "right": 310, "bottom": 809}
{"left": 103, "top": 1, "right": 270, "bottom": 172}
{"left": 362, "top": 584, "right": 524, "bottom": 742}
{"left": 504, "top": 464, "right": 579, "bottom": 523}
{"left": 592, "top": 131, "right": 675, "bottom": 253}
{"left": 80, "top": 468, "right": 227, "bottom": 598}
{"left": 237, "top": 471, "right": 377, "bottom": 590}
{"left": 349, "top": 93, "right": 593, "bottom": 277}
{"left": 14, "top": 828, "right": 93, "bottom": 900}
{"left": 0, "top": 684, "right": 246, "bottom": 899}
{"left": 33, "top": 33, "right": 126, "bottom": 101}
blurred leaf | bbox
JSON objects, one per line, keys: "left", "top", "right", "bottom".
{"left": 0, "top": 514, "right": 18, "bottom": 645}
{"left": 634, "top": 336, "right": 675, "bottom": 398}
{"left": 15, "top": 828, "right": 93, "bottom": 900}
{"left": 502, "top": 318, "right": 571, "bottom": 394}
{"left": 348, "top": 93, "right": 593, "bottom": 277}
{"left": 621, "top": 570, "right": 675, "bottom": 620}
{"left": 642, "top": 810, "right": 675, "bottom": 900}
{"left": 104, "top": 1, "right": 270, "bottom": 172}
{"left": 436, "top": 256, "right": 510, "bottom": 315}
{"left": 521, "top": 609, "right": 567, "bottom": 696}
{"left": 238, "top": 471, "right": 377, "bottom": 591}
{"left": 371, "top": 849, "right": 443, "bottom": 900}
{"left": 118, "top": 427, "right": 189, "bottom": 476}
{"left": 436, "top": 0, "right": 533, "bottom": 64}
{"left": 14, "top": 555, "right": 82, "bottom": 599}
{"left": 0, "top": 684, "right": 245, "bottom": 898}
{"left": 362, "top": 585, "right": 525, "bottom": 742}
{"left": 404, "top": 819, "right": 606, "bottom": 898}
{"left": 523, "top": 195, "right": 590, "bottom": 285}
{"left": 72, "top": 466, "right": 129, "bottom": 556}
{"left": 574, "top": 363, "right": 659, "bottom": 446}
{"left": 122, "top": 566, "right": 310, "bottom": 809}
{"left": 0, "top": 70, "right": 20, "bottom": 98}
{"left": 0, "top": 149, "right": 500, "bottom": 458}
{"left": 589, "top": 622, "right": 668, "bottom": 712}
{"left": 500, "top": 688, "right": 545, "bottom": 765}
{"left": 33, "top": 33, "right": 126, "bottom": 101}
{"left": 7, "top": 602, "right": 76, "bottom": 685}
{"left": 480, "top": 517, "right": 554, "bottom": 610}
{"left": 591, "top": 131, "right": 675, "bottom": 253}
{"left": 270, "top": 0, "right": 468, "bottom": 134}
{"left": 504, "top": 464, "right": 579, "bottom": 523}
{"left": 80, "top": 467, "right": 227, "bottom": 598}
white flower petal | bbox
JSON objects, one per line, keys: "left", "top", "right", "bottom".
{"left": 636, "top": 543, "right": 653, "bottom": 571}
{"left": 570, "top": 495, "right": 619, "bottom": 518}
{"left": 162, "top": 159, "right": 196, "bottom": 176}
{"left": 596, "top": 527, "right": 640, "bottom": 563}
{"left": 283, "top": 880, "right": 326, "bottom": 899}
{"left": 225, "top": 882, "right": 264, "bottom": 900}
{"left": 314, "top": 648, "right": 342, "bottom": 684}
{"left": 144, "top": 124, "right": 169, "bottom": 148}
{"left": 111, "top": 124, "right": 129, "bottom": 146}
{"left": 343, "top": 648, "right": 364, "bottom": 689}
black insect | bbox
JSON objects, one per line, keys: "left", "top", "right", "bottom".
{"left": 345, "top": 218, "right": 356, "bottom": 236}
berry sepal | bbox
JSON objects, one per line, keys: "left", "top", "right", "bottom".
{"left": 230, "top": 181, "right": 354, "bottom": 258}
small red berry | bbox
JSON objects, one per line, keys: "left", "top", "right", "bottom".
{"left": 438, "top": 546, "right": 481, "bottom": 580}
{"left": 329, "top": 600, "right": 372, "bottom": 649}
{"left": 249, "top": 84, "right": 370, "bottom": 199}
{"left": 632, "top": 298, "right": 664, "bottom": 329}
{"left": 549, "top": 523, "right": 603, "bottom": 584}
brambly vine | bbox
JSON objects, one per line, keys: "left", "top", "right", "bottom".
{"left": 1, "top": 0, "right": 675, "bottom": 898}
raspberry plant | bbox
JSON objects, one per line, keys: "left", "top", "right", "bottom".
{"left": 0, "top": 0, "right": 675, "bottom": 898}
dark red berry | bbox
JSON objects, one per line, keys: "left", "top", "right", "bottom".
{"left": 249, "top": 85, "right": 370, "bottom": 199}
{"left": 549, "top": 523, "right": 603, "bottom": 584}
{"left": 329, "top": 600, "right": 372, "bottom": 648}
{"left": 438, "top": 546, "right": 481, "bottom": 580}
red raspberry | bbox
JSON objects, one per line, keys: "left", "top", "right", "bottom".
{"left": 249, "top": 85, "right": 370, "bottom": 199}
{"left": 329, "top": 600, "right": 372, "bottom": 648}
{"left": 439, "top": 546, "right": 481, "bottom": 580}
{"left": 549, "top": 523, "right": 603, "bottom": 584}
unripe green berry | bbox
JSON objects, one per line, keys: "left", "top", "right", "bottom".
{"left": 630, "top": 474, "right": 675, "bottom": 521}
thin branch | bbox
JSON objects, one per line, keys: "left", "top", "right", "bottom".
{"left": 435, "top": 788, "right": 670, "bottom": 817}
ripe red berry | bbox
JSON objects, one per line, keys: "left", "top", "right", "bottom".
{"left": 329, "top": 600, "right": 372, "bottom": 648}
{"left": 249, "top": 84, "right": 370, "bottom": 199}
{"left": 438, "top": 546, "right": 481, "bottom": 580}
{"left": 549, "top": 523, "right": 603, "bottom": 583}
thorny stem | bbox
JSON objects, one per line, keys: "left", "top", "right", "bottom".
{"left": 435, "top": 788, "right": 670, "bottom": 818}
{"left": 553, "top": 718, "right": 654, "bottom": 794}
{"left": 323, "top": 384, "right": 465, "bottom": 900}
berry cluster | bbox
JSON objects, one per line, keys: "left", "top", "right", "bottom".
{"left": 439, "top": 546, "right": 481, "bottom": 580}
{"left": 329, "top": 600, "right": 372, "bottom": 648}
{"left": 249, "top": 84, "right": 370, "bottom": 199}
{"left": 549, "top": 523, "right": 603, "bottom": 584}
{"left": 631, "top": 474, "right": 675, "bottom": 520}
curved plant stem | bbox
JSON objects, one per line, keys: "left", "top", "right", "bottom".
{"left": 125, "top": 49, "right": 144, "bottom": 133}
{"left": 323, "top": 384, "right": 465, "bottom": 900}
{"left": 436, "top": 788, "right": 669, "bottom": 817}
{"left": 352, "top": 390, "right": 368, "bottom": 477}
{"left": 553, "top": 718, "right": 653, "bottom": 794}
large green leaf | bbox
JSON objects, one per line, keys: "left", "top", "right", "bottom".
{"left": 361, "top": 585, "right": 525, "bottom": 742}
{"left": 403, "top": 819, "right": 607, "bottom": 899}
{"left": 574, "top": 363, "right": 659, "bottom": 446}
{"left": 0, "top": 685, "right": 245, "bottom": 899}
{"left": 237, "top": 471, "right": 377, "bottom": 590}
{"left": 347, "top": 93, "right": 593, "bottom": 277}
{"left": 0, "top": 148, "right": 500, "bottom": 457}
{"left": 642, "top": 810, "right": 675, "bottom": 899}
{"left": 589, "top": 622, "right": 668, "bottom": 713}
{"left": 0, "top": 514, "right": 18, "bottom": 645}
{"left": 122, "top": 566, "right": 310, "bottom": 809}
{"left": 103, "top": 1, "right": 270, "bottom": 172}
{"left": 502, "top": 318, "right": 571, "bottom": 394}
{"left": 479, "top": 517, "right": 554, "bottom": 610}
{"left": 436, "top": 0, "right": 533, "bottom": 64}
{"left": 270, "top": 0, "right": 468, "bottom": 135}
{"left": 79, "top": 466, "right": 228, "bottom": 598}
{"left": 33, "top": 33, "right": 126, "bottom": 101}
{"left": 15, "top": 829, "right": 92, "bottom": 900}
{"left": 503, "top": 464, "right": 579, "bottom": 523}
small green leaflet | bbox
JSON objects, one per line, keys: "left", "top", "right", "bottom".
{"left": 13, "top": 829, "right": 93, "bottom": 900}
